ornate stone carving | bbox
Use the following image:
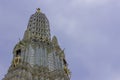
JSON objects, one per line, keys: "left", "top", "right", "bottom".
{"left": 3, "top": 8, "right": 70, "bottom": 80}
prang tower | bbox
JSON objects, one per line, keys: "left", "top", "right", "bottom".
{"left": 3, "top": 8, "right": 71, "bottom": 80}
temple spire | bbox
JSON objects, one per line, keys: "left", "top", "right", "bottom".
{"left": 3, "top": 8, "right": 70, "bottom": 80}
{"left": 23, "top": 8, "right": 51, "bottom": 42}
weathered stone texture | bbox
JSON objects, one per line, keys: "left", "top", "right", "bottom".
{"left": 3, "top": 8, "right": 71, "bottom": 80}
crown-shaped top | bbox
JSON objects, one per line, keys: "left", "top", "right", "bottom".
{"left": 23, "top": 8, "right": 51, "bottom": 42}
{"left": 36, "top": 8, "right": 41, "bottom": 13}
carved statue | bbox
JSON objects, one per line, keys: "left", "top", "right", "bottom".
{"left": 13, "top": 55, "right": 21, "bottom": 67}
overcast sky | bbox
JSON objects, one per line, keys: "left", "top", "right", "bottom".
{"left": 0, "top": 0, "right": 120, "bottom": 80}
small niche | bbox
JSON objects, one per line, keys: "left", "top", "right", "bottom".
{"left": 63, "top": 58, "right": 67, "bottom": 65}
{"left": 16, "top": 49, "right": 21, "bottom": 57}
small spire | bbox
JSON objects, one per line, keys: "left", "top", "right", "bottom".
{"left": 36, "top": 8, "right": 41, "bottom": 13}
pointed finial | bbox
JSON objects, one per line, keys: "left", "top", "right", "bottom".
{"left": 36, "top": 8, "right": 41, "bottom": 13}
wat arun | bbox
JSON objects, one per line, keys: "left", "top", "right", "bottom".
{"left": 3, "top": 8, "right": 71, "bottom": 80}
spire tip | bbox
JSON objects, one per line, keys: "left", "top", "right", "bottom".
{"left": 36, "top": 8, "right": 41, "bottom": 13}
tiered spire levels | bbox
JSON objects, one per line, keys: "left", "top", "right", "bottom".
{"left": 3, "top": 8, "right": 71, "bottom": 80}
{"left": 23, "top": 8, "right": 51, "bottom": 42}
